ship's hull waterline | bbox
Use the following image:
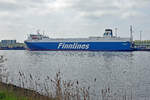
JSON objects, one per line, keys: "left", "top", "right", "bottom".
{"left": 24, "top": 41, "right": 133, "bottom": 51}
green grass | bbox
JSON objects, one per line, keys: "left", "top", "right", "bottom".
{"left": 0, "top": 90, "right": 27, "bottom": 100}
{"left": 0, "top": 82, "right": 55, "bottom": 100}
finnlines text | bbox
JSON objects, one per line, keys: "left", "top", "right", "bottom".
{"left": 58, "top": 43, "right": 90, "bottom": 49}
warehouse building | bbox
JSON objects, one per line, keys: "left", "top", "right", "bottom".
{"left": 1, "top": 40, "right": 17, "bottom": 45}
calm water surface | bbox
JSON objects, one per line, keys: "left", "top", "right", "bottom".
{"left": 0, "top": 50, "right": 150, "bottom": 99}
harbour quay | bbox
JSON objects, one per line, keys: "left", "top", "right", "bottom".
{"left": 0, "top": 40, "right": 25, "bottom": 50}
{"left": 133, "top": 40, "right": 150, "bottom": 51}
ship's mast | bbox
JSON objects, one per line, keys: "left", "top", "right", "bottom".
{"left": 130, "top": 25, "right": 133, "bottom": 41}
{"left": 37, "top": 29, "right": 40, "bottom": 35}
{"left": 140, "top": 30, "right": 142, "bottom": 41}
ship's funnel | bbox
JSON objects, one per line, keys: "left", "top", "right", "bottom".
{"left": 104, "top": 29, "right": 113, "bottom": 37}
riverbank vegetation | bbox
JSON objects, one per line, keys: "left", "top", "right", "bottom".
{"left": 134, "top": 40, "right": 150, "bottom": 45}
{"left": 0, "top": 70, "right": 135, "bottom": 100}
{"left": 0, "top": 55, "right": 55, "bottom": 100}
{"left": 0, "top": 82, "right": 55, "bottom": 100}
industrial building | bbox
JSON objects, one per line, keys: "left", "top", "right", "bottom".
{"left": 1, "top": 40, "right": 17, "bottom": 45}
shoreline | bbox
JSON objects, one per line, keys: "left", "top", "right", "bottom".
{"left": 0, "top": 82, "right": 55, "bottom": 100}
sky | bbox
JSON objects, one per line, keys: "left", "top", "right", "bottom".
{"left": 0, "top": 0, "right": 150, "bottom": 42}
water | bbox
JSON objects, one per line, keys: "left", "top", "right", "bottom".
{"left": 0, "top": 50, "right": 150, "bottom": 99}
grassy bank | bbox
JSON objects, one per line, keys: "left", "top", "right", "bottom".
{"left": 0, "top": 82, "right": 55, "bottom": 100}
{"left": 0, "top": 90, "right": 27, "bottom": 100}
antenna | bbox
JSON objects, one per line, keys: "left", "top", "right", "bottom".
{"left": 130, "top": 25, "right": 133, "bottom": 41}
{"left": 115, "top": 28, "right": 118, "bottom": 37}
{"left": 37, "top": 29, "right": 40, "bottom": 34}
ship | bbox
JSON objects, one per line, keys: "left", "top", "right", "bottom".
{"left": 24, "top": 29, "right": 134, "bottom": 51}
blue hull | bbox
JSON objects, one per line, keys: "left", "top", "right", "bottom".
{"left": 24, "top": 42, "right": 133, "bottom": 51}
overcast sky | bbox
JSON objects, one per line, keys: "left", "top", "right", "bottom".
{"left": 0, "top": 0, "right": 150, "bottom": 42}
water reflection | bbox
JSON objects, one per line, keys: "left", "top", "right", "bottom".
{"left": 24, "top": 51, "right": 135, "bottom": 87}
{"left": 25, "top": 50, "right": 134, "bottom": 59}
